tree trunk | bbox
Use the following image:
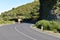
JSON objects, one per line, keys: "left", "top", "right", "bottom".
{"left": 39, "top": 0, "right": 57, "bottom": 20}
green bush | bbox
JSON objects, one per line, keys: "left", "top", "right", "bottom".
{"left": 35, "top": 20, "right": 60, "bottom": 33}
{"left": 0, "top": 16, "right": 11, "bottom": 21}
{"left": 49, "top": 21, "right": 59, "bottom": 30}
{"left": 52, "top": 29, "right": 58, "bottom": 33}
{"left": 35, "top": 20, "right": 50, "bottom": 30}
{"left": 0, "top": 21, "right": 15, "bottom": 24}
{"left": 57, "top": 25, "right": 60, "bottom": 33}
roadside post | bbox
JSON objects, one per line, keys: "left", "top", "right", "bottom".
{"left": 41, "top": 25, "right": 43, "bottom": 31}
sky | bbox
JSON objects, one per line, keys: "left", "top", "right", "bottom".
{"left": 0, "top": 0, "right": 34, "bottom": 13}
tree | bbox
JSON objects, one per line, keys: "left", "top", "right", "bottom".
{"left": 39, "top": 0, "right": 57, "bottom": 20}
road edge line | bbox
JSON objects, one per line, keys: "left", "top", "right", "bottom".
{"left": 15, "top": 26, "right": 37, "bottom": 40}
{"left": 30, "top": 25, "right": 60, "bottom": 39}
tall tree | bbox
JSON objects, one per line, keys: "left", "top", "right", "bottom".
{"left": 39, "top": 0, "right": 57, "bottom": 20}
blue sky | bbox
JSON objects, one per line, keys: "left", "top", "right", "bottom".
{"left": 0, "top": 0, "right": 34, "bottom": 13}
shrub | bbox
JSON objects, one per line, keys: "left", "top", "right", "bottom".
{"left": 35, "top": 20, "right": 50, "bottom": 30}
{"left": 0, "top": 21, "right": 15, "bottom": 24}
{"left": 35, "top": 20, "right": 60, "bottom": 33}
{"left": 57, "top": 25, "right": 60, "bottom": 33}
{"left": 52, "top": 29, "right": 58, "bottom": 33}
{"left": 49, "top": 21, "right": 58, "bottom": 33}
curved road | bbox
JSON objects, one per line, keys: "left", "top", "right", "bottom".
{"left": 0, "top": 23, "right": 60, "bottom": 40}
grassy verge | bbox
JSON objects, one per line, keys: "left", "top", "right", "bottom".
{"left": 0, "top": 20, "right": 15, "bottom": 24}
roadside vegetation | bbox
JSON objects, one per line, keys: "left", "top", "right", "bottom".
{"left": 0, "top": 21, "right": 15, "bottom": 24}
{"left": 0, "top": 1, "right": 39, "bottom": 24}
{"left": 0, "top": 17, "right": 15, "bottom": 24}
{"left": 0, "top": 0, "right": 60, "bottom": 34}
{"left": 34, "top": 20, "right": 60, "bottom": 33}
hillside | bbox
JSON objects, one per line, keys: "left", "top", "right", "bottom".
{"left": 0, "top": 0, "right": 60, "bottom": 21}
{"left": 0, "top": 1, "right": 40, "bottom": 21}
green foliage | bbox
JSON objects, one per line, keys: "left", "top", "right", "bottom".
{"left": 0, "top": 20, "right": 15, "bottom": 24}
{"left": 0, "top": 1, "right": 40, "bottom": 24}
{"left": 0, "top": 1, "right": 39, "bottom": 21}
{"left": 0, "top": 16, "right": 15, "bottom": 24}
{"left": 49, "top": 21, "right": 58, "bottom": 30}
{"left": 35, "top": 20, "right": 50, "bottom": 30}
{"left": 35, "top": 20, "right": 60, "bottom": 33}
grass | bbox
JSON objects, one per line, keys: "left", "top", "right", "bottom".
{"left": 0, "top": 20, "right": 15, "bottom": 24}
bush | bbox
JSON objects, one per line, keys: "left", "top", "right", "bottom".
{"left": 0, "top": 21, "right": 15, "bottom": 24}
{"left": 3, "top": 17, "right": 10, "bottom": 21}
{"left": 49, "top": 21, "right": 58, "bottom": 30}
{"left": 52, "top": 29, "right": 58, "bottom": 33}
{"left": 35, "top": 20, "right": 60, "bottom": 33}
{"left": 57, "top": 25, "right": 60, "bottom": 33}
{"left": 35, "top": 20, "right": 50, "bottom": 30}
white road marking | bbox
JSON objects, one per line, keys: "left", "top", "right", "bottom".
{"left": 15, "top": 27, "right": 37, "bottom": 40}
{"left": 30, "top": 25, "right": 60, "bottom": 39}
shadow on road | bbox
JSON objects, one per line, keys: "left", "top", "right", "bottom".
{"left": 22, "top": 19, "right": 36, "bottom": 24}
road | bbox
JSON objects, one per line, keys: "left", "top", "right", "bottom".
{"left": 0, "top": 23, "right": 60, "bottom": 40}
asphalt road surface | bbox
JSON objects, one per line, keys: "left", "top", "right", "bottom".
{"left": 0, "top": 23, "right": 60, "bottom": 40}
